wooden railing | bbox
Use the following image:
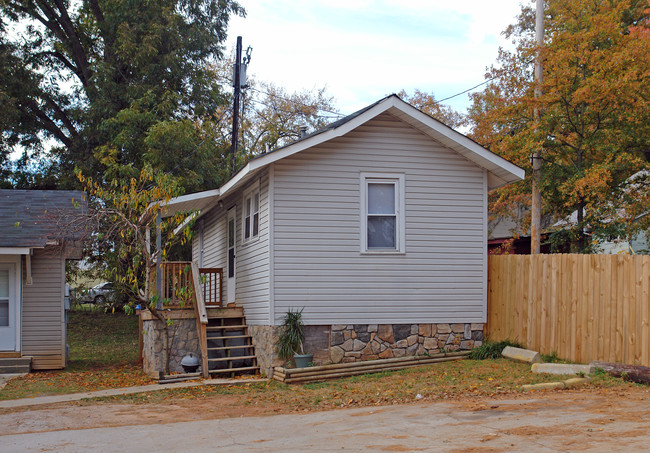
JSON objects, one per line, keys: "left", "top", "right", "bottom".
{"left": 198, "top": 267, "right": 222, "bottom": 306}
{"left": 191, "top": 262, "right": 209, "bottom": 378}
{"left": 149, "top": 262, "right": 222, "bottom": 307}
{"left": 149, "top": 261, "right": 222, "bottom": 378}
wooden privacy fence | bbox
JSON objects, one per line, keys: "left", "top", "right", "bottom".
{"left": 487, "top": 254, "right": 650, "bottom": 367}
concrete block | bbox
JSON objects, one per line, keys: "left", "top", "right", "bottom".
{"left": 531, "top": 363, "right": 594, "bottom": 375}
{"left": 564, "top": 377, "right": 591, "bottom": 387}
{"left": 522, "top": 381, "right": 566, "bottom": 391}
{"left": 502, "top": 346, "right": 543, "bottom": 364}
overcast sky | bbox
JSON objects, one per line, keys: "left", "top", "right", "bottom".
{"left": 227, "top": 1, "right": 527, "bottom": 117}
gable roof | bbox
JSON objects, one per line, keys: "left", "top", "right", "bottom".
{"left": 0, "top": 190, "right": 87, "bottom": 248}
{"left": 161, "top": 94, "right": 525, "bottom": 218}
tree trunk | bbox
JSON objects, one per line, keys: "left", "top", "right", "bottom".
{"left": 591, "top": 361, "right": 650, "bottom": 385}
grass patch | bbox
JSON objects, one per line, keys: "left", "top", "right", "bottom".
{"left": 0, "top": 311, "right": 151, "bottom": 400}
{"left": 84, "top": 358, "right": 633, "bottom": 409}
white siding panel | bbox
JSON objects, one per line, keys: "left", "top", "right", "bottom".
{"left": 21, "top": 249, "right": 65, "bottom": 369}
{"left": 196, "top": 169, "right": 270, "bottom": 324}
{"left": 272, "top": 112, "right": 487, "bottom": 325}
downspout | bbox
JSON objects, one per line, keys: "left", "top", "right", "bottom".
{"left": 25, "top": 251, "right": 33, "bottom": 285}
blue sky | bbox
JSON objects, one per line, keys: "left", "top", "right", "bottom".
{"left": 227, "top": 1, "right": 527, "bottom": 116}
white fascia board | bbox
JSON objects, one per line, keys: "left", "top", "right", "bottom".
{"left": 0, "top": 247, "right": 31, "bottom": 255}
{"left": 386, "top": 100, "right": 525, "bottom": 187}
{"left": 172, "top": 211, "right": 198, "bottom": 236}
{"left": 219, "top": 96, "right": 525, "bottom": 195}
{"left": 218, "top": 162, "right": 252, "bottom": 198}
{"left": 218, "top": 100, "right": 398, "bottom": 198}
{"left": 159, "top": 188, "right": 220, "bottom": 218}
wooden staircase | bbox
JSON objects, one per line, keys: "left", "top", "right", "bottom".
{"left": 152, "top": 262, "right": 259, "bottom": 378}
{"left": 204, "top": 307, "right": 259, "bottom": 377}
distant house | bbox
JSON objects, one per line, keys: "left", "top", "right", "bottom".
{"left": 0, "top": 190, "right": 87, "bottom": 371}
{"left": 488, "top": 208, "right": 553, "bottom": 254}
{"left": 156, "top": 95, "right": 524, "bottom": 375}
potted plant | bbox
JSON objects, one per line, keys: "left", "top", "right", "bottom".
{"left": 276, "top": 308, "right": 313, "bottom": 368}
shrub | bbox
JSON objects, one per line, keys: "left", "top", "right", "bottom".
{"left": 469, "top": 339, "right": 522, "bottom": 360}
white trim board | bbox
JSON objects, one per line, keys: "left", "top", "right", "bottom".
{"left": 161, "top": 95, "right": 525, "bottom": 219}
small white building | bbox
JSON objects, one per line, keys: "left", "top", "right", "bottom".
{"left": 163, "top": 95, "right": 524, "bottom": 373}
{"left": 0, "top": 190, "right": 86, "bottom": 371}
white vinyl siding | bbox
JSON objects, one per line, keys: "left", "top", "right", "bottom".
{"left": 272, "top": 112, "right": 487, "bottom": 325}
{"left": 193, "top": 169, "right": 270, "bottom": 324}
{"left": 21, "top": 249, "right": 66, "bottom": 369}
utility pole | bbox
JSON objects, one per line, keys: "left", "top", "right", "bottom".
{"left": 230, "top": 36, "right": 252, "bottom": 175}
{"left": 230, "top": 36, "right": 243, "bottom": 175}
{"left": 531, "top": 0, "right": 544, "bottom": 254}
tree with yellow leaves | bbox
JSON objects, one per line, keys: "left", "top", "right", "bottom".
{"left": 470, "top": 0, "right": 650, "bottom": 252}
{"left": 76, "top": 164, "right": 193, "bottom": 373}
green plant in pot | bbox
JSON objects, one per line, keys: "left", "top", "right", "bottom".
{"left": 276, "top": 308, "right": 313, "bottom": 368}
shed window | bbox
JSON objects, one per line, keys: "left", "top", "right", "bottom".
{"left": 243, "top": 188, "right": 260, "bottom": 242}
{"left": 361, "top": 173, "right": 405, "bottom": 253}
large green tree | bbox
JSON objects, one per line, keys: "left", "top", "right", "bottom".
{"left": 469, "top": 0, "right": 650, "bottom": 251}
{"left": 1, "top": 0, "right": 243, "bottom": 190}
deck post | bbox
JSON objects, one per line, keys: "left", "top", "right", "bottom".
{"left": 156, "top": 212, "right": 162, "bottom": 309}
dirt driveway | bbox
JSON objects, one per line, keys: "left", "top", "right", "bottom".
{"left": 2, "top": 387, "right": 650, "bottom": 452}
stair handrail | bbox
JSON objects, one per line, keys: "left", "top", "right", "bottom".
{"left": 191, "top": 261, "right": 209, "bottom": 378}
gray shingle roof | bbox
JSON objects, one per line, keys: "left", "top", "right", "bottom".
{"left": 0, "top": 190, "right": 87, "bottom": 248}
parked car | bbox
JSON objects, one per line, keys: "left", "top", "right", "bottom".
{"left": 82, "top": 282, "right": 115, "bottom": 304}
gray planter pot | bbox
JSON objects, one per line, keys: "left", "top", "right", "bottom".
{"left": 294, "top": 353, "right": 314, "bottom": 368}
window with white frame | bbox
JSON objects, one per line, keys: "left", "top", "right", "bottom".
{"left": 243, "top": 187, "right": 260, "bottom": 242}
{"left": 361, "top": 173, "right": 405, "bottom": 253}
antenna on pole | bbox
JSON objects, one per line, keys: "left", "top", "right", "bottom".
{"left": 531, "top": 0, "right": 544, "bottom": 254}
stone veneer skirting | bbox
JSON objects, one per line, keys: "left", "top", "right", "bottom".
{"left": 141, "top": 310, "right": 485, "bottom": 377}
{"left": 248, "top": 325, "right": 284, "bottom": 377}
{"left": 141, "top": 310, "right": 200, "bottom": 376}
{"left": 329, "top": 323, "right": 484, "bottom": 364}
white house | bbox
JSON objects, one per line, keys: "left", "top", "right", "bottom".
{"left": 161, "top": 95, "right": 524, "bottom": 373}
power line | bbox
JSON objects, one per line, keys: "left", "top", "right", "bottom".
{"left": 249, "top": 87, "right": 345, "bottom": 118}
{"left": 435, "top": 77, "right": 497, "bottom": 104}
{"left": 220, "top": 73, "right": 499, "bottom": 119}
{"left": 247, "top": 97, "right": 342, "bottom": 120}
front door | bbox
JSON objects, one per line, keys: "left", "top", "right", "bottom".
{"left": 227, "top": 207, "right": 236, "bottom": 304}
{"left": 0, "top": 263, "right": 16, "bottom": 351}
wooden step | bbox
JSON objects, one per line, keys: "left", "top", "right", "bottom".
{"left": 209, "top": 366, "right": 259, "bottom": 374}
{"left": 206, "top": 325, "right": 247, "bottom": 331}
{"left": 0, "top": 357, "right": 31, "bottom": 374}
{"left": 208, "top": 355, "right": 257, "bottom": 362}
{"left": 207, "top": 344, "right": 253, "bottom": 351}
{"left": 205, "top": 307, "right": 243, "bottom": 318}
{"left": 206, "top": 334, "right": 251, "bottom": 341}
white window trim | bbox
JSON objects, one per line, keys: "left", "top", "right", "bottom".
{"left": 360, "top": 172, "right": 406, "bottom": 254}
{"left": 241, "top": 180, "right": 261, "bottom": 244}
{"left": 0, "top": 254, "right": 21, "bottom": 352}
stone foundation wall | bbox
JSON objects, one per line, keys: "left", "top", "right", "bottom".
{"left": 249, "top": 325, "right": 332, "bottom": 375}
{"left": 142, "top": 315, "right": 199, "bottom": 376}
{"left": 329, "top": 323, "right": 483, "bottom": 364}
{"left": 142, "top": 311, "right": 485, "bottom": 375}
{"left": 249, "top": 325, "right": 284, "bottom": 376}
